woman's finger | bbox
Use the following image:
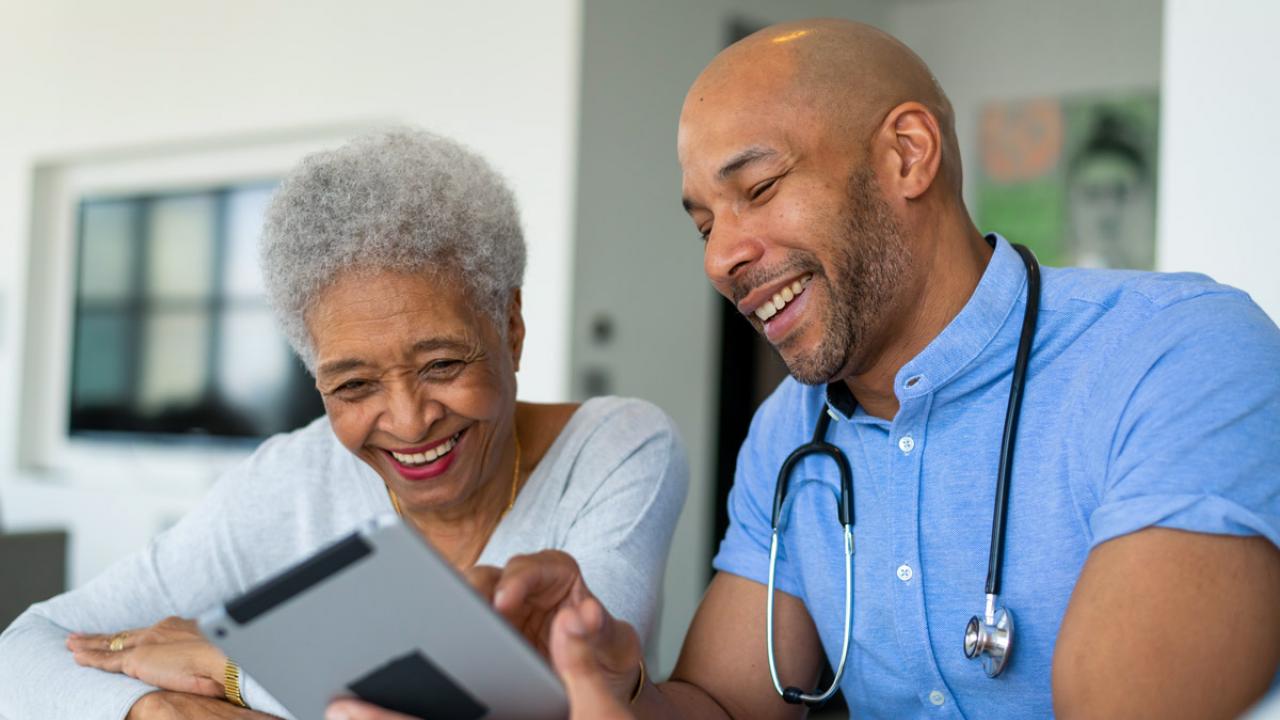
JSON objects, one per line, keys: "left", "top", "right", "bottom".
{"left": 67, "top": 629, "right": 141, "bottom": 653}
{"left": 76, "top": 642, "right": 226, "bottom": 697}
{"left": 71, "top": 647, "right": 127, "bottom": 673}
{"left": 68, "top": 616, "right": 201, "bottom": 653}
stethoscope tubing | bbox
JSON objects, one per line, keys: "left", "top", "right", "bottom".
{"left": 766, "top": 523, "right": 854, "bottom": 706}
{"left": 764, "top": 242, "right": 1041, "bottom": 699}
{"left": 985, "top": 244, "right": 1040, "bottom": 598}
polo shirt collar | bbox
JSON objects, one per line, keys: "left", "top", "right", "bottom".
{"left": 824, "top": 234, "right": 1027, "bottom": 417}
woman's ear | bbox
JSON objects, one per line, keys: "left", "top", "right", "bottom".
{"left": 506, "top": 289, "right": 526, "bottom": 372}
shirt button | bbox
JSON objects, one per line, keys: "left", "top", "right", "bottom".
{"left": 929, "top": 690, "right": 945, "bottom": 706}
{"left": 896, "top": 564, "right": 913, "bottom": 582}
{"left": 898, "top": 435, "right": 915, "bottom": 454}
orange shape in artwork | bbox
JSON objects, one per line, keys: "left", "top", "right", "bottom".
{"left": 981, "top": 99, "right": 1065, "bottom": 183}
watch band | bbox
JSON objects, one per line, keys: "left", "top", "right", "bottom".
{"left": 224, "top": 658, "right": 248, "bottom": 708}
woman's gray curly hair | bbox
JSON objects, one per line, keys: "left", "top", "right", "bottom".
{"left": 260, "top": 128, "right": 526, "bottom": 372}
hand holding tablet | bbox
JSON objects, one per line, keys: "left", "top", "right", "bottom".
{"left": 326, "top": 550, "right": 644, "bottom": 720}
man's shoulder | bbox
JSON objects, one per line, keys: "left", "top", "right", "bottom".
{"left": 1040, "top": 266, "right": 1278, "bottom": 366}
{"left": 1045, "top": 265, "right": 1257, "bottom": 318}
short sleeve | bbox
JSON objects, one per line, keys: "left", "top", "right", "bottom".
{"left": 558, "top": 400, "right": 689, "bottom": 643}
{"left": 712, "top": 381, "right": 806, "bottom": 599}
{"left": 1089, "top": 292, "right": 1280, "bottom": 549}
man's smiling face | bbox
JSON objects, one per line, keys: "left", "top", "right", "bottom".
{"left": 678, "top": 69, "right": 913, "bottom": 385}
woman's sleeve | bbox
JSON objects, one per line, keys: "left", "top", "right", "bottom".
{"left": 0, "top": 443, "right": 300, "bottom": 720}
{"left": 556, "top": 400, "right": 690, "bottom": 645}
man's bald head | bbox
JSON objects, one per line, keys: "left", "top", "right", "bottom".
{"left": 681, "top": 18, "right": 962, "bottom": 194}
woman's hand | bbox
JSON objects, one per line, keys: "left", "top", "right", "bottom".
{"left": 127, "top": 690, "right": 278, "bottom": 719}
{"left": 67, "top": 616, "right": 227, "bottom": 698}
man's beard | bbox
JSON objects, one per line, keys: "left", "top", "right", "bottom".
{"left": 780, "top": 167, "right": 912, "bottom": 385}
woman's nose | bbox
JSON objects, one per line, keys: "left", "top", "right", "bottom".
{"left": 380, "top": 388, "right": 443, "bottom": 443}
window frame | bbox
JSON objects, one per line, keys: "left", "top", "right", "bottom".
{"left": 19, "top": 131, "right": 361, "bottom": 492}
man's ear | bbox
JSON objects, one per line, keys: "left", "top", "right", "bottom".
{"left": 506, "top": 289, "right": 526, "bottom": 372}
{"left": 878, "top": 101, "right": 944, "bottom": 201}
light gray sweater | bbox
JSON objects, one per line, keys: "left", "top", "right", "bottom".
{"left": 0, "top": 397, "right": 688, "bottom": 720}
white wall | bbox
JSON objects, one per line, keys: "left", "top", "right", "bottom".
{"left": 0, "top": 0, "right": 583, "bottom": 583}
{"left": 1157, "top": 0, "right": 1280, "bottom": 321}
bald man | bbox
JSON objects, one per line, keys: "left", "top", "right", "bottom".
{"left": 329, "top": 19, "right": 1280, "bottom": 720}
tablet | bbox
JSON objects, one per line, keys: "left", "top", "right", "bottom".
{"left": 198, "top": 514, "right": 568, "bottom": 720}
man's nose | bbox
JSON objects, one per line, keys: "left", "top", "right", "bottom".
{"left": 703, "top": 218, "right": 765, "bottom": 293}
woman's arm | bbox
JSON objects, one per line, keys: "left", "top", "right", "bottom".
{"left": 0, "top": 431, "right": 347, "bottom": 720}
{"left": 556, "top": 400, "right": 690, "bottom": 643}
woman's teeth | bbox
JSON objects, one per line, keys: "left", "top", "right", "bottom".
{"left": 391, "top": 433, "right": 459, "bottom": 467}
{"left": 754, "top": 275, "right": 812, "bottom": 322}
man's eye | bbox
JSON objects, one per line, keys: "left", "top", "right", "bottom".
{"left": 750, "top": 178, "right": 778, "bottom": 200}
{"left": 698, "top": 226, "right": 712, "bottom": 242}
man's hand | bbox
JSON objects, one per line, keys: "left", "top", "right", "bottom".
{"left": 68, "top": 616, "right": 227, "bottom": 698}
{"left": 324, "top": 604, "right": 635, "bottom": 720}
{"left": 127, "top": 690, "right": 278, "bottom": 719}
{"left": 548, "top": 596, "right": 637, "bottom": 720}
{"left": 466, "top": 550, "right": 644, "bottom": 703}
{"left": 323, "top": 550, "right": 645, "bottom": 720}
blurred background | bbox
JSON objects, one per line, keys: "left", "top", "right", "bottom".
{"left": 0, "top": 0, "right": 1276, "bottom": 681}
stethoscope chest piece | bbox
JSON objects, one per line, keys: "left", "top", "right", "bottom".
{"left": 964, "top": 602, "right": 1014, "bottom": 678}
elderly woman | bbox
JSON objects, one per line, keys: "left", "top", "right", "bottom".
{"left": 0, "top": 130, "right": 687, "bottom": 719}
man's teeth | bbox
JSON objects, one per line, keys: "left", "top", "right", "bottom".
{"left": 391, "top": 434, "right": 459, "bottom": 467}
{"left": 754, "top": 275, "right": 812, "bottom": 322}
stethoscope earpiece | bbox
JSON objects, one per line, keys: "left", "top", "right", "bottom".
{"left": 963, "top": 599, "right": 1014, "bottom": 678}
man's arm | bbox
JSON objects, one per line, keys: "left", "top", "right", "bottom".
{"left": 636, "top": 572, "right": 823, "bottom": 720}
{"left": 1053, "top": 527, "right": 1280, "bottom": 719}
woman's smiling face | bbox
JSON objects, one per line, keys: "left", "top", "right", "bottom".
{"left": 307, "top": 269, "right": 523, "bottom": 516}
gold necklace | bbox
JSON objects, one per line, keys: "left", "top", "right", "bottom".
{"left": 387, "top": 430, "right": 523, "bottom": 518}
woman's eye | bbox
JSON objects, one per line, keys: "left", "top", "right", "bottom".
{"left": 333, "top": 379, "right": 371, "bottom": 396}
{"left": 424, "top": 359, "right": 464, "bottom": 377}
{"left": 750, "top": 178, "right": 778, "bottom": 200}
{"left": 698, "top": 226, "right": 712, "bottom": 242}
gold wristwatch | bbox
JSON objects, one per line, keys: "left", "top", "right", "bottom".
{"left": 224, "top": 658, "right": 248, "bottom": 708}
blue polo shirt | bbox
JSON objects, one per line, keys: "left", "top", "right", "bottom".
{"left": 712, "top": 236, "right": 1280, "bottom": 719}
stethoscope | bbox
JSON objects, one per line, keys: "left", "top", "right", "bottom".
{"left": 766, "top": 243, "right": 1041, "bottom": 705}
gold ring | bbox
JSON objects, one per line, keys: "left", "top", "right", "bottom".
{"left": 108, "top": 633, "right": 128, "bottom": 652}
